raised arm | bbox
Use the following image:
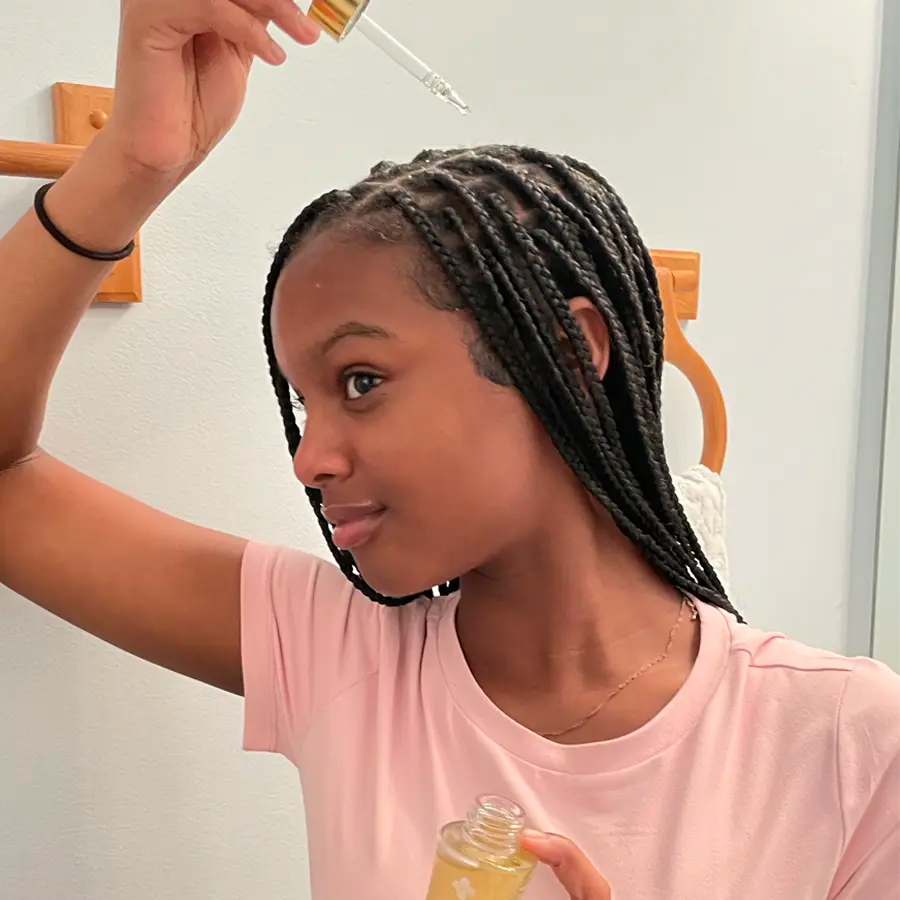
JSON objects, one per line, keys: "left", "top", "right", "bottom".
{"left": 0, "top": 0, "right": 319, "bottom": 693}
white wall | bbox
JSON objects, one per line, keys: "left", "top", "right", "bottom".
{"left": 0, "top": 0, "right": 884, "bottom": 897}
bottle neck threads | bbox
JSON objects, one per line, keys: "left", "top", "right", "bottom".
{"left": 461, "top": 795, "right": 527, "bottom": 858}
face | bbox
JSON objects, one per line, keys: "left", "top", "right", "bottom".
{"left": 271, "top": 231, "right": 568, "bottom": 597}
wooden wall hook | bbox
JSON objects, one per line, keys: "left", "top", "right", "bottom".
{"left": 657, "top": 262, "right": 728, "bottom": 473}
{"left": 0, "top": 82, "right": 141, "bottom": 303}
{"left": 650, "top": 249, "right": 701, "bottom": 321}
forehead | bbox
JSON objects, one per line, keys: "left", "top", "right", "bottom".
{"left": 271, "top": 232, "right": 446, "bottom": 366}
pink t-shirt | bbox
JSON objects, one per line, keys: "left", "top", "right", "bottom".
{"left": 240, "top": 542, "right": 900, "bottom": 900}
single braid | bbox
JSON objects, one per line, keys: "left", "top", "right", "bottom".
{"left": 261, "top": 145, "right": 740, "bottom": 620}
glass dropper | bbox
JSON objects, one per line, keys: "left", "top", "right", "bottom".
{"left": 307, "top": 0, "right": 470, "bottom": 114}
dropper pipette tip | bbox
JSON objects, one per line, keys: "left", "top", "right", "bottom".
{"left": 351, "top": 12, "right": 470, "bottom": 114}
{"left": 448, "top": 90, "right": 471, "bottom": 115}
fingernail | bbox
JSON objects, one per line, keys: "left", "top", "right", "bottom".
{"left": 269, "top": 40, "right": 287, "bottom": 64}
{"left": 521, "top": 829, "right": 553, "bottom": 849}
{"left": 296, "top": 10, "right": 321, "bottom": 42}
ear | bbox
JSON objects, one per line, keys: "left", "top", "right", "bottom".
{"left": 567, "top": 297, "right": 611, "bottom": 379}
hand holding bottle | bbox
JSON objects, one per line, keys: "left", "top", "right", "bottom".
{"left": 100, "top": 0, "right": 320, "bottom": 186}
{"left": 521, "top": 831, "right": 612, "bottom": 899}
{"left": 424, "top": 797, "right": 611, "bottom": 900}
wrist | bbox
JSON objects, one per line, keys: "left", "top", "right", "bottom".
{"left": 43, "top": 134, "right": 179, "bottom": 253}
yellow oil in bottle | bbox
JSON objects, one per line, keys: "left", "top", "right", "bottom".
{"left": 425, "top": 796, "right": 537, "bottom": 900}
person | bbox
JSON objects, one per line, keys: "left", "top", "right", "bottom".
{"left": 0, "top": 1, "right": 897, "bottom": 897}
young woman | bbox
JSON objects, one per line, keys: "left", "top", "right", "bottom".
{"left": 0, "top": 1, "right": 897, "bottom": 898}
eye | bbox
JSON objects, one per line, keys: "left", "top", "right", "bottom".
{"left": 290, "top": 393, "right": 308, "bottom": 428}
{"left": 344, "top": 372, "right": 383, "bottom": 401}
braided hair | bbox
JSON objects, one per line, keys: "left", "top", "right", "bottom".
{"left": 261, "top": 145, "right": 742, "bottom": 621}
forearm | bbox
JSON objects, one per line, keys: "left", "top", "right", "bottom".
{"left": 0, "top": 134, "right": 172, "bottom": 466}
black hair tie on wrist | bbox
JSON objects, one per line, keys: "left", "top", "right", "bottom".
{"left": 33, "top": 182, "right": 136, "bottom": 262}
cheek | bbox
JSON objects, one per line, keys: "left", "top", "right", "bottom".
{"left": 413, "top": 426, "right": 535, "bottom": 515}
{"left": 393, "top": 387, "right": 540, "bottom": 513}
{"left": 351, "top": 388, "right": 546, "bottom": 594}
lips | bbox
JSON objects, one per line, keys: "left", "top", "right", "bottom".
{"left": 322, "top": 502, "right": 387, "bottom": 551}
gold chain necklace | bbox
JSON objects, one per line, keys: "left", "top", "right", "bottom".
{"left": 539, "top": 596, "right": 699, "bottom": 740}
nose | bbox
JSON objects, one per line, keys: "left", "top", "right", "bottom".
{"left": 291, "top": 413, "right": 353, "bottom": 489}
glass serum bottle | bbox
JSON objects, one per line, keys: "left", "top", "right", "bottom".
{"left": 425, "top": 795, "right": 537, "bottom": 900}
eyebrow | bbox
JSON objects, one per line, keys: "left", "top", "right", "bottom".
{"left": 315, "top": 321, "right": 396, "bottom": 357}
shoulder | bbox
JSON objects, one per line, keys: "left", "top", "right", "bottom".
{"left": 832, "top": 655, "right": 900, "bottom": 828}
{"left": 240, "top": 541, "right": 441, "bottom": 758}
{"left": 240, "top": 539, "right": 437, "bottom": 654}
{"left": 242, "top": 538, "right": 358, "bottom": 601}
{"left": 721, "top": 614, "right": 900, "bottom": 819}
{"left": 729, "top": 616, "right": 899, "bottom": 705}
{"left": 727, "top": 617, "right": 899, "bottom": 732}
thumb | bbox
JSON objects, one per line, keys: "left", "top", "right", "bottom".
{"left": 520, "top": 831, "right": 612, "bottom": 900}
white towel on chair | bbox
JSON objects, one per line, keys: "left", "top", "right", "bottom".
{"left": 672, "top": 464, "right": 731, "bottom": 597}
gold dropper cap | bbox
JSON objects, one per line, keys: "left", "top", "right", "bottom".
{"left": 307, "top": 0, "right": 372, "bottom": 41}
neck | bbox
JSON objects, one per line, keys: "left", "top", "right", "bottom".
{"left": 456, "top": 486, "right": 697, "bottom": 701}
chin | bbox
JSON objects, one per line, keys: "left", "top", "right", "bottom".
{"left": 352, "top": 547, "right": 463, "bottom": 601}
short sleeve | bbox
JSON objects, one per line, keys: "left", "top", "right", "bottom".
{"left": 828, "top": 658, "right": 900, "bottom": 898}
{"left": 240, "top": 541, "right": 383, "bottom": 766}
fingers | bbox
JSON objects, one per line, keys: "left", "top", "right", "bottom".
{"left": 175, "top": 0, "right": 319, "bottom": 68}
{"left": 176, "top": 0, "right": 286, "bottom": 64}
{"left": 520, "top": 831, "right": 612, "bottom": 900}
{"left": 232, "top": 0, "right": 320, "bottom": 45}
{"left": 128, "top": 0, "right": 320, "bottom": 66}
